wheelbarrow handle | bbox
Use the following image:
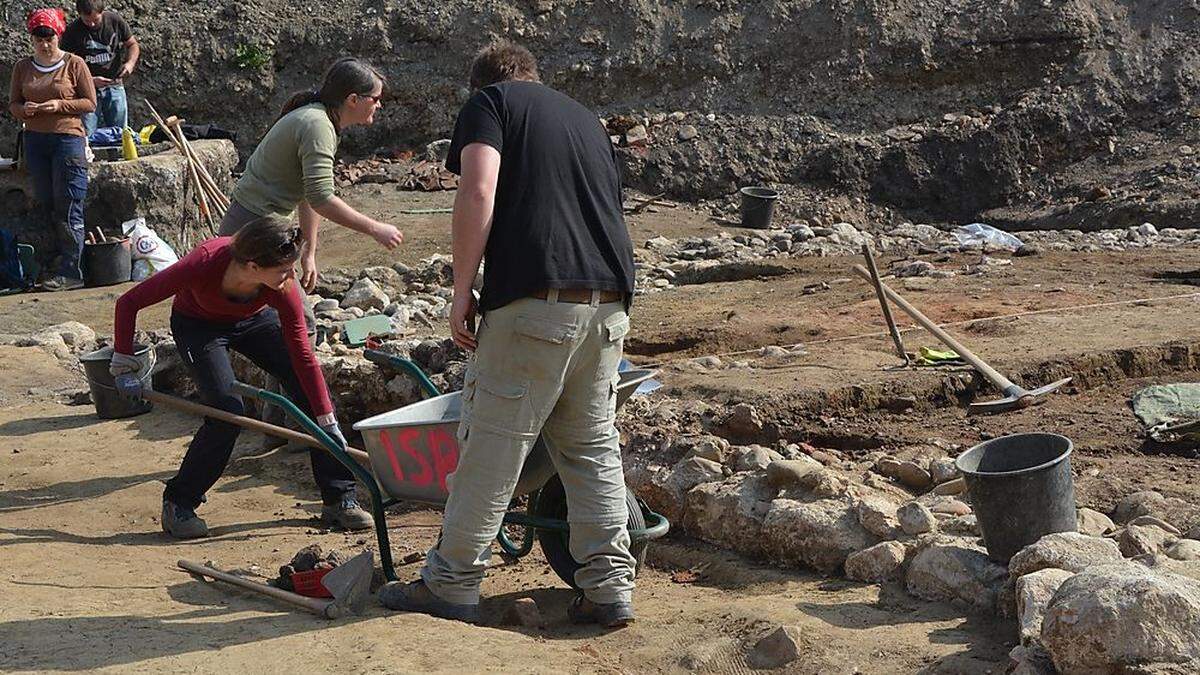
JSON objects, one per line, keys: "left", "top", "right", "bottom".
{"left": 362, "top": 349, "right": 442, "bottom": 398}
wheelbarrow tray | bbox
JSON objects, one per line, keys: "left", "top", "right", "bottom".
{"left": 352, "top": 369, "right": 659, "bottom": 506}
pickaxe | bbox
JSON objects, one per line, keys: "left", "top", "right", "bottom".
{"left": 852, "top": 265, "right": 1071, "bottom": 413}
{"left": 179, "top": 550, "right": 374, "bottom": 619}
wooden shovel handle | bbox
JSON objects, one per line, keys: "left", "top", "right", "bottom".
{"left": 143, "top": 390, "right": 371, "bottom": 467}
{"left": 851, "top": 265, "right": 1015, "bottom": 390}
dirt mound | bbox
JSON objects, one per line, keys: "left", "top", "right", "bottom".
{"left": 3, "top": 1, "right": 1197, "bottom": 229}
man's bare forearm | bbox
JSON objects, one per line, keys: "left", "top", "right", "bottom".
{"left": 452, "top": 187, "right": 494, "bottom": 295}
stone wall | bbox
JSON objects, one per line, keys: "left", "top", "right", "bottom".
{"left": 0, "top": 140, "right": 237, "bottom": 267}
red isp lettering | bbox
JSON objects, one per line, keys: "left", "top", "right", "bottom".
{"left": 396, "top": 427, "right": 434, "bottom": 487}
{"left": 426, "top": 428, "right": 460, "bottom": 493}
{"left": 378, "top": 430, "right": 405, "bottom": 483}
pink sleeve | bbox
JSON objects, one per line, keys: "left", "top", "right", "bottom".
{"left": 270, "top": 283, "right": 334, "bottom": 418}
{"left": 114, "top": 248, "right": 204, "bottom": 354}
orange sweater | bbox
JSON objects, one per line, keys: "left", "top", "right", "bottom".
{"left": 8, "top": 54, "right": 96, "bottom": 136}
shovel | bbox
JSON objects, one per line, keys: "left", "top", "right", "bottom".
{"left": 852, "top": 265, "right": 1070, "bottom": 413}
{"left": 179, "top": 550, "right": 374, "bottom": 619}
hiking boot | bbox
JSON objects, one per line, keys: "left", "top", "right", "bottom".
{"left": 567, "top": 594, "right": 636, "bottom": 628}
{"left": 41, "top": 275, "right": 84, "bottom": 292}
{"left": 161, "top": 500, "right": 209, "bottom": 539}
{"left": 320, "top": 497, "right": 374, "bottom": 531}
{"left": 378, "top": 580, "right": 481, "bottom": 624}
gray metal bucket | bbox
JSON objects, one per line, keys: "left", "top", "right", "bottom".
{"left": 956, "top": 433, "right": 1077, "bottom": 562}
{"left": 79, "top": 345, "right": 154, "bottom": 419}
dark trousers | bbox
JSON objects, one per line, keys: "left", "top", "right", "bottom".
{"left": 23, "top": 131, "right": 87, "bottom": 279}
{"left": 165, "top": 310, "right": 355, "bottom": 509}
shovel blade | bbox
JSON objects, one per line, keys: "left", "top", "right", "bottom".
{"left": 320, "top": 550, "right": 374, "bottom": 614}
{"left": 968, "top": 377, "right": 1072, "bottom": 415}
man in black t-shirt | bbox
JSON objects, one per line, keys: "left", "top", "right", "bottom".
{"left": 379, "top": 42, "right": 639, "bottom": 628}
{"left": 61, "top": 0, "right": 139, "bottom": 136}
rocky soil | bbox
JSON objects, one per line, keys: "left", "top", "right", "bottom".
{"left": 4, "top": 0, "right": 1200, "bottom": 232}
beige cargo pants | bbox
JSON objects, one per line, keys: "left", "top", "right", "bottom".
{"left": 421, "top": 290, "right": 637, "bottom": 605}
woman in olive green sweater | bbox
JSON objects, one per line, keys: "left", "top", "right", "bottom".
{"left": 221, "top": 57, "right": 404, "bottom": 291}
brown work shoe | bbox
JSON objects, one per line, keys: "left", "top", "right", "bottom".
{"left": 378, "top": 580, "right": 482, "bottom": 624}
{"left": 567, "top": 594, "right": 636, "bottom": 628}
{"left": 320, "top": 498, "right": 374, "bottom": 531}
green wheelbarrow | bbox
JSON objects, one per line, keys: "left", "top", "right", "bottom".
{"left": 231, "top": 349, "right": 669, "bottom": 586}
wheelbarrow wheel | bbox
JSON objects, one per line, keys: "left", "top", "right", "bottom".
{"left": 531, "top": 474, "right": 647, "bottom": 589}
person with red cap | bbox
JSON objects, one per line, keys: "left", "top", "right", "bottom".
{"left": 7, "top": 8, "right": 96, "bottom": 291}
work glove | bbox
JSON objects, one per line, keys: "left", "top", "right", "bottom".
{"left": 114, "top": 373, "right": 144, "bottom": 401}
{"left": 109, "top": 351, "right": 147, "bottom": 377}
{"left": 320, "top": 421, "right": 347, "bottom": 451}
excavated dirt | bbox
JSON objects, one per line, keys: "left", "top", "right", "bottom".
{"left": 2, "top": 186, "right": 1199, "bottom": 672}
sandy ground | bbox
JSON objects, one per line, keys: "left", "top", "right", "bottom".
{"left": 3, "top": 184, "right": 1199, "bottom": 672}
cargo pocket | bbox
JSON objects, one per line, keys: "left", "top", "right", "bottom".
{"left": 62, "top": 154, "right": 89, "bottom": 202}
{"left": 468, "top": 371, "right": 537, "bottom": 439}
{"left": 603, "top": 314, "right": 630, "bottom": 344}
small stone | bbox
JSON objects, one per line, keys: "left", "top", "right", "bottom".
{"left": 1166, "top": 540, "right": 1200, "bottom": 561}
{"left": 623, "top": 124, "right": 649, "bottom": 147}
{"left": 929, "top": 457, "right": 958, "bottom": 485}
{"left": 856, "top": 495, "right": 900, "bottom": 538}
{"left": 764, "top": 457, "right": 823, "bottom": 490}
{"left": 747, "top": 625, "right": 805, "bottom": 669}
{"left": 845, "top": 541, "right": 907, "bottom": 582}
{"left": 677, "top": 124, "right": 698, "bottom": 141}
{"left": 940, "top": 514, "right": 980, "bottom": 536}
{"left": 1009, "top": 532, "right": 1124, "bottom": 578}
{"left": 694, "top": 356, "right": 723, "bottom": 370}
{"left": 898, "top": 502, "right": 937, "bottom": 535}
{"left": 933, "top": 477, "right": 967, "bottom": 495}
{"left": 1119, "top": 524, "right": 1177, "bottom": 558}
{"left": 1013, "top": 244, "right": 1041, "bottom": 257}
{"left": 1077, "top": 508, "right": 1115, "bottom": 536}
{"left": 340, "top": 277, "right": 390, "bottom": 311}
{"left": 731, "top": 445, "right": 781, "bottom": 473}
{"left": 505, "top": 597, "right": 545, "bottom": 628}
{"left": 313, "top": 298, "right": 340, "bottom": 314}
{"left": 887, "top": 460, "right": 933, "bottom": 491}
{"left": 1128, "top": 515, "right": 1182, "bottom": 536}
{"left": 1137, "top": 222, "right": 1159, "bottom": 238}
{"left": 927, "top": 497, "right": 971, "bottom": 517}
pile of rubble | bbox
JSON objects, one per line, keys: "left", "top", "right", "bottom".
{"left": 624, "top": 402, "right": 1200, "bottom": 673}
{"left": 634, "top": 220, "right": 1200, "bottom": 293}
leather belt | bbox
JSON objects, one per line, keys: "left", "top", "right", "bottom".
{"left": 531, "top": 288, "right": 623, "bottom": 304}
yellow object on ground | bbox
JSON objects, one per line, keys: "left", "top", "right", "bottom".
{"left": 121, "top": 127, "right": 139, "bottom": 161}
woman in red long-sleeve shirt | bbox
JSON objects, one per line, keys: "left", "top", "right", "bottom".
{"left": 110, "top": 216, "right": 372, "bottom": 538}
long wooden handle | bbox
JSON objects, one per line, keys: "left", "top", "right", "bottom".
{"left": 144, "top": 390, "right": 372, "bottom": 467}
{"left": 178, "top": 559, "right": 334, "bottom": 617}
{"left": 851, "top": 265, "right": 1015, "bottom": 390}
{"left": 861, "top": 245, "right": 908, "bottom": 363}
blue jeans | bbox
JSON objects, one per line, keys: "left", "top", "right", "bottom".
{"left": 23, "top": 131, "right": 88, "bottom": 279}
{"left": 83, "top": 84, "right": 128, "bottom": 136}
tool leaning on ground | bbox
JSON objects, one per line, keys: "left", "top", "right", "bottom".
{"left": 851, "top": 264, "right": 1071, "bottom": 413}
{"left": 179, "top": 550, "right": 373, "bottom": 619}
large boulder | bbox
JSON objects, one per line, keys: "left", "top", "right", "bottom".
{"left": 762, "top": 497, "right": 877, "bottom": 574}
{"left": 684, "top": 473, "right": 775, "bottom": 556}
{"left": 1077, "top": 507, "right": 1116, "bottom": 536}
{"left": 637, "top": 456, "right": 725, "bottom": 523}
{"left": 1113, "top": 491, "right": 1200, "bottom": 533}
{"left": 1008, "top": 532, "right": 1124, "bottom": 579}
{"left": 1041, "top": 563, "right": 1200, "bottom": 673}
{"left": 845, "top": 541, "right": 908, "bottom": 583}
{"left": 906, "top": 537, "right": 1008, "bottom": 613}
{"left": 341, "top": 278, "right": 390, "bottom": 311}
{"left": 855, "top": 494, "right": 901, "bottom": 538}
{"left": 1118, "top": 523, "right": 1178, "bottom": 558}
{"left": 1015, "top": 568, "right": 1074, "bottom": 646}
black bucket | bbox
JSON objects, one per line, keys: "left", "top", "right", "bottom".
{"left": 956, "top": 433, "right": 1077, "bottom": 562}
{"left": 739, "top": 186, "right": 779, "bottom": 229}
{"left": 82, "top": 238, "right": 132, "bottom": 287}
{"left": 79, "top": 345, "right": 154, "bottom": 419}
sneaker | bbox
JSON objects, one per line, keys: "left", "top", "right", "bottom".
{"left": 162, "top": 500, "right": 209, "bottom": 539}
{"left": 378, "top": 580, "right": 481, "bottom": 624}
{"left": 567, "top": 594, "right": 636, "bottom": 628}
{"left": 41, "top": 275, "right": 84, "bottom": 292}
{"left": 320, "top": 497, "right": 374, "bottom": 531}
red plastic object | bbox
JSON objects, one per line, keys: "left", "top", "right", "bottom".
{"left": 290, "top": 568, "right": 334, "bottom": 598}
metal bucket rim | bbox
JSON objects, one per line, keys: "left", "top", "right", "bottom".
{"left": 739, "top": 186, "right": 779, "bottom": 200}
{"left": 80, "top": 343, "right": 152, "bottom": 363}
{"left": 83, "top": 237, "right": 131, "bottom": 248}
{"left": 956, "top": 432, "right": 1073, "bottom": 477}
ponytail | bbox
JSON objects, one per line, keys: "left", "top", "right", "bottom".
{"left": 278, "top": 89, "right": 323, "bottom": 122}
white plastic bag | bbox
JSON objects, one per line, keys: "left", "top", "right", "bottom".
{"left": 121, "top": 218, "right": 178, "bottom": 280}
{"left": 952, "top": 223, "right": 1024, "bottom": 250}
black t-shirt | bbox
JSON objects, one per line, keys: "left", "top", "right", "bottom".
{"left": 446, "top": 81, "right": 635, "bottom": 312}
{"left": 61, "top": 11, "right": 132, "bottom": 80}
